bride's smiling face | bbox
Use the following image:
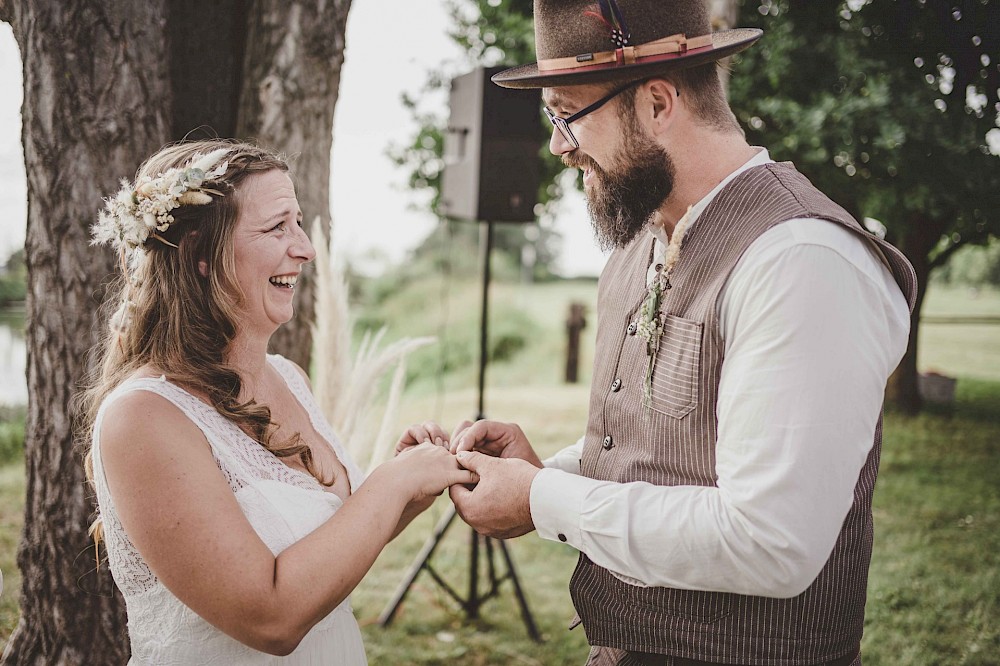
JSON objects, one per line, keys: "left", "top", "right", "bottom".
{"left": 230, "top": 170, "right": 315, "bottom": 335}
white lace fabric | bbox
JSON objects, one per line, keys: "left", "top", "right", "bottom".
{"left": 91, "top": 355, "right": 368, "bottom": 665}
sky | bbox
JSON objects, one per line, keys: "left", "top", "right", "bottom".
{"left": 0, "top": 1, "right": 608, "bottom": 277}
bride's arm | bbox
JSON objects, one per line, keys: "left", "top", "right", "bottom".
{"left": 100, "top": 390, "right": 473, "bottom": 656}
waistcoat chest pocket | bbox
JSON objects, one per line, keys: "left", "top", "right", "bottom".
{"left": 648, "top": 315, "right": 702, "bottom": 419}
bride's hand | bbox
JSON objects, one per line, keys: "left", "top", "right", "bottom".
{"left": 389, "top": 442, "right": 477, "bottom": 501}
{"left": 394, "top": 421, "right": 451, "bottom": 456}
{"left": 382, "top": 442, "right": 473, "bottom": 539}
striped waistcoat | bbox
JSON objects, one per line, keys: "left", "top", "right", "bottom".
{"left": 570, "top": 163, "right": 917, "bottom": 664}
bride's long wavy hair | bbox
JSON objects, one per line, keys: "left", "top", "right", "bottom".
{"left": 81, "top": 139, "right": 329, "bottom": 542}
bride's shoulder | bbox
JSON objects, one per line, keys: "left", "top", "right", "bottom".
{"left": 100, "top": 368, "right": 204, "bottom": 447}
{"left": 98, "top": 381, "right": 209, "bottom": 468}
{"left": 101, "top": 382, "right": 195, "bottom": 434}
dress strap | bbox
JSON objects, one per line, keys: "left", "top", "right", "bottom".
{"left": 267, "top": 354, "right": 365, "bottom": 491}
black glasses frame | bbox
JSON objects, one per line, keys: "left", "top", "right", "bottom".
{"left": 543, "top": 80, "right": 643, "bottom": 149}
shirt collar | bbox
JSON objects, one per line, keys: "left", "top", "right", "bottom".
{"left": 649, "top": 147, "right": 773, "bottom": 246}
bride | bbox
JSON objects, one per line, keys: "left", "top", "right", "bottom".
{"left": 82, "top": 139, "right": 474, "bottom": 664}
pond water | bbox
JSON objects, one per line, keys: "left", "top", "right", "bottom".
{"left": 0, "top": 307, "right": 26, "bottom": 406}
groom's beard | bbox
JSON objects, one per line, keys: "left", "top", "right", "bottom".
{"left": 566, "top": 120, "right": 675, "bottom": 251}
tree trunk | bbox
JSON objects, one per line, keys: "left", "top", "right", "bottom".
{"left": 237, "top": 0, "right": 353, "bottom": 371}
{"left": 1, "top": 1, "right": 352, "bottom": 660}
{"left": 1, "top": 1, "right": 172, "bottom": 662}
{"left": 885, "top": 212, "right": 948, "bottom": 415}
{"left": 167, "top": 0, "right": 248, "bottom": 140}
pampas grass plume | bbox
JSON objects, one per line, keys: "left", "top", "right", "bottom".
{"left": 310, "top": 218, "right": 434, "bottom": 472}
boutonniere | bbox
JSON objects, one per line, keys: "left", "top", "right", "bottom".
{"left": 638, "top": 206, "right": 694, "bottom": 408}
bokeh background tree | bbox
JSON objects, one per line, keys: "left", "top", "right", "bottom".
{"left": 0, "top": 0, "right": 350, "bottom": 661}
{"left": 728, "top": 0, "right": 1000, "bottom": 413}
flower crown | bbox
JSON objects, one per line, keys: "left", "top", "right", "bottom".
{"left": 92, "top": 148, "right": 231, "bottom": 254}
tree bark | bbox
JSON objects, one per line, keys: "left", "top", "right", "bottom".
{"left": 2, "top": 1, "right": 172, "bottom": 663}
{"left": 2, "top": 1, "right": 353, "bottom": 660}
{"left": 885, "top": 213, "right": 949, "bottom": 415}
{"left": 167, "top": 0, "right": 249, "bottom": 140}
{"left": 237, "top": 0, "right": 353, "bottom": 371}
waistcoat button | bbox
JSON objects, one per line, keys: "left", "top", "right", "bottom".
{"left": 558, "top": 533, "right": 567, "bottom": 542}
{"left": 610, "top": 378, "right": 622, "bottom": 392}
{"left": 627, "top": 321, "right": 637, "bottom": 335}
{"left": 602, "top": 435, "right": 614, "bottom": 450}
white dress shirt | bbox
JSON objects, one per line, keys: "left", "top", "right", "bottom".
{"left": 530, "top": 149, "right": 911, "bottom": 598}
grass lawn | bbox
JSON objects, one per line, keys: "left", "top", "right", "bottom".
{"left": 0, "top": 461, "right": 22, "bottom": 644}
{"left": 918, "top": 285, "right": 1000, "bottom": 380}
{"left": 863, "top": 379, "right": 1000, "bottom": 664}
{"left": 1, "top": 280, "right": 998, "bottom": 662}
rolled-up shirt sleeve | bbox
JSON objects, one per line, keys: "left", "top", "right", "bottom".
{"left": 529, "top": 220, "right": 910, "bottom": 597}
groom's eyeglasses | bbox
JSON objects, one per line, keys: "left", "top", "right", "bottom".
{"left": 542, "top": 80, "right": 643, "bottom": 149}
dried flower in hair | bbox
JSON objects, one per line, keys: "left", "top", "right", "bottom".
{"left": 92, "top": 148, "right": 230, "bottom": 255}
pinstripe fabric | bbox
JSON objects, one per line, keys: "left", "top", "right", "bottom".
{"left": 570, "top": 163, "right": 917, "bottom": 665}
{"left": 585, "top": 645, "right": 861, "bottom": 666}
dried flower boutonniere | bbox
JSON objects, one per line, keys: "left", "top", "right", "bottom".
{"left": 638, "top": 206, "right": 694, "bottom": 408}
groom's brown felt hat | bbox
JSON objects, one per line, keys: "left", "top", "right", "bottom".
{"left": 492, "top": 0, "right": 762, "bottom": 89}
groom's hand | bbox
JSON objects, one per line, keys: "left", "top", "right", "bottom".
{"left": 449, "top": 451, "right": 539, "bottom": 539}
{"left": 450, "top": 420, "right": 543, "bottom": 467}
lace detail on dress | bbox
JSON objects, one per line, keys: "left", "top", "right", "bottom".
{"left": 89, "top": 356, "right": 368, "bottom": 664}
{"left": 267, "top": 354, "right": 365, "bottom": 491}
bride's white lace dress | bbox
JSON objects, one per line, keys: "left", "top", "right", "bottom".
{"left": 91, "top": 355, "right": 368, "bottom": 665}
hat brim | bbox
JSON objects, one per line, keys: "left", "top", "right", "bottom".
{"left": 492, "top": 28, "right": 762, "bottom": 89}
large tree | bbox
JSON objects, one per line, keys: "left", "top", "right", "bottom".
{"left": 728, "top": 0, "right": 1000, "bottom": 413}
{"left": 0, "top": 0, "right": 350, "bottom": 661}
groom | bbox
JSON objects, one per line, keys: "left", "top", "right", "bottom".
{"left": 448, "top": 1, "right": 916, "bottom": 664}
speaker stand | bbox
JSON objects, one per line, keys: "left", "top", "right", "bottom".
{"left": 377, "top": 222, "right": 541, "bottom": 642}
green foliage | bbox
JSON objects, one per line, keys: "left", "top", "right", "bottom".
{"left": 406, "top": 219, "right": 562, "bottom": 283}
{"left": 389, "top": 0, "right": 570, "bottom": 275}
{"left": 729, "top": 0, "right": 1000, "bottom": 258}
{"left": 0, "top": 405, "right": 25, "bottom": 464}
{"left": 445, "top": 0, "right": 536, "bottom": 65}
{"left": 1, "top": 461, "right": 24, "bottom": 643}
{"left": 352, "top": 260, "right": 542, "bottom": 391}
{"left": 932, "top": 237, "right": 1000, "bottom": 287}
{"left": 0, "top": 249, "right": 26, "bottom": 306}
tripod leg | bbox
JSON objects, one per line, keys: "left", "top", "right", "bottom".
{"left": 377, "top": 505, "right": 459, "bottom": 627}
{"left": 497, "top": 539, "right": 543, "bottom": 642}
{"left": 467, "top": 527, "right": 481, "bottom": 618}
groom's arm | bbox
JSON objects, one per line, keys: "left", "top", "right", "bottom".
{"left": 541, "top": 436, "right": 584, "bottom": 475}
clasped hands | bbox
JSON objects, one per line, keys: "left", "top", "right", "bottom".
{"left": 394, "top": 420, "right": 544, "bottom": 539}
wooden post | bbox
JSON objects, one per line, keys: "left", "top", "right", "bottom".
{"left": 565, "top": 301, "right": 587, "bottom": 383}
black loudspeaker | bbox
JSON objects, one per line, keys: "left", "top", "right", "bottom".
{"left": 440, "top": 66, "right": 542, "bottom": 223}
